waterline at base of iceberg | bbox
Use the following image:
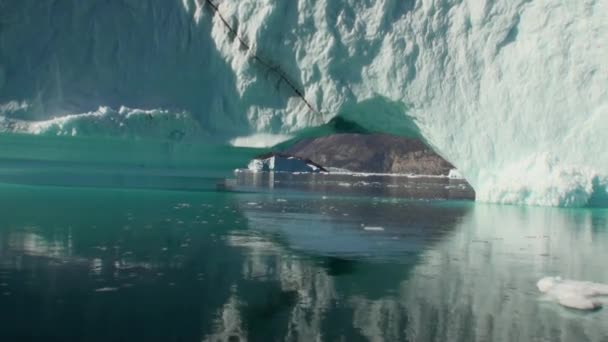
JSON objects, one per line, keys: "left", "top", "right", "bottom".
{"left": 476, "top": 154, "right": 608, "bottom": 207}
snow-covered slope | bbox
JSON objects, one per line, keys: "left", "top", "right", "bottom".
{"left": 0, "top": 0, "right": 606, "bottom": 206}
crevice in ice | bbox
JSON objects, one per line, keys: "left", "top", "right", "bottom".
{"left": 588, "top": 177, "right": 608, "bottom": 208}
{"left": 271, "top": 116, "right": 370, "bottom": 151}
{"left": 495, "top": 14, "right": 520, "bottom": 53}
{"left": 337, "top": 97, "right": 422, "bottom": 140}
{"left": 203, "top": 0, "right": 318, "bottom": 114}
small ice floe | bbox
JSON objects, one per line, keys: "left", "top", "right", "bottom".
{"left": 276, "top": 198, "right": 287, "bottom": 202}
{"left": 95, "top": 287, "right": 119, "bottom": 293}
{"left": 90, "top": 258, "right": 103, "bottom": 274}
{"left": 363, "top": 226, "right": 385, "bottom": 232}
{"left": 174, "top": 203, "right": 191, "bottom": 209}
{"left": 114, "top": 261, "right": 151, "bottom": 271}
{"left": 537, "top": 276, "right": 608, "bottom": 310}
{"left": 448, "top": 169, "right": 464, "bottom": 179}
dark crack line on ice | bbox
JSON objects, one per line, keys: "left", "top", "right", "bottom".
{"left": 203, "top": 0, "right": 319, "bottom": 114}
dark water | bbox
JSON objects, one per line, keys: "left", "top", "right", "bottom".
{"left": 0, "top": 135, "right": 607, "bottom": 341}
{"left": 1, "top": 184, "right": 607, "bottom": 341}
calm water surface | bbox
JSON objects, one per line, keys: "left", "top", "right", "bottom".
{"left": 0, "top": 184, "right": 607, "bottom": 341}
{"left": 0, "top": 135, "right": 607, "bottom": 341}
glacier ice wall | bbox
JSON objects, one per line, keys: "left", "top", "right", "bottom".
{"left": 0, "top": 0, "right": 249, "bottom": 135}
{"left": 0, "top": 0, "right": 606, "bottom": 206}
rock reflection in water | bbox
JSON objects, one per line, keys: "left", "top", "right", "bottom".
{"left": 1, "top": 184, "right": 607, "bottom": 341}
{"left": 226, "top": 198, "right": 608, "bottom": 341}
{"left": 231, "top": 171, "right": 475, "bottom": 201}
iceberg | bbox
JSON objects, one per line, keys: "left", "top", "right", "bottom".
{"left": 0, "top": 0, "right": 606, "bottom": 206}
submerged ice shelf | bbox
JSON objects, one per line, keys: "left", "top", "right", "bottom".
{"left": 0, "top": 0, "right": 606, "bottom": 206}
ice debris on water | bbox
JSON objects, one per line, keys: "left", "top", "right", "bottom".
{"left": 537, "top": 276, "right": 608, "bottom": 310}
{"left": 174, "top": 203, "right": 191, "bottom": 209}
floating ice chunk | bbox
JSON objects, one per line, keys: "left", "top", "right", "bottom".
{"left": 247, "top": 158, "right": 264, "bottom": 172}
{"left": 363, "top": 226, "right": 385, "bottom": 232}
{"left": 537, "top": 276, "right": 608, "bottom": 310}
{"left": 448, "top": 169, "right": 464, "bottom": 179}
{"left": 95, "top": 287, "right": 119, "bottom": 292}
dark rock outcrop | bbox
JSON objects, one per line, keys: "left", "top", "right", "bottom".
{"left": 286, "top": 134, "right": 455, "bottom": 175}
{"left": 249, "top": 152, "right": 328, "bottom": 173}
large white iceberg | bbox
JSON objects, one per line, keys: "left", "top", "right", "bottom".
{"left": 0, "top": 0, "right": 606, "bottom": 206}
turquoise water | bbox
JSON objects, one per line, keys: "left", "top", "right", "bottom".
{"left": 1, "top": 135, "right": 607, "bottom": 341}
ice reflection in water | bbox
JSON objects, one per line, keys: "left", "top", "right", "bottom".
{"left": 0, "top": 184, "right": 607, "bottom": 341}
{"left": 229, "top": 198, "right": 608, "bottom": 341}
{"left": 402, "top": 205, "right": 608, "bottom": 342}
